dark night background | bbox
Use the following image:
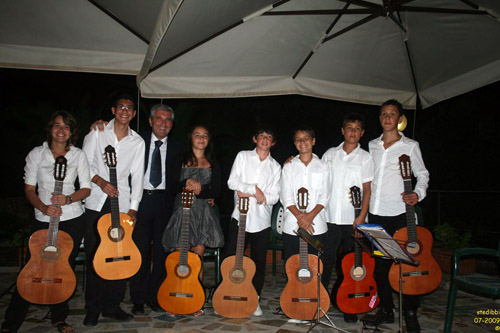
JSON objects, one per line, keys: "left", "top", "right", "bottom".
{"left": 1, "top": 67, "right": 499, "bottom": 248}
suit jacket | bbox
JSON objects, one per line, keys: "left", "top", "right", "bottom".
{"left": 140, "top": 131, "right": 184, "bottom": 219}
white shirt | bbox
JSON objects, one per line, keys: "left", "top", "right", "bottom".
{"left": 322, "top": 143, "right": 374, "bottom": 225}
{"left": 24, "top": 142, "right": 91, "bottom": 222}
{"left": 82, "top": 119, "right": 145, "bottom": 212}
{"left": 144, "top": 133, "right": 168, "bottom": 190}
{"left": 280, "top": 154, "right": 331, "bottom": 236}
{"left": 227, "top": 149, "right": 281, "bottom": 233}
{"left": 369, "top": 132, "right": 429, "bottom": 216}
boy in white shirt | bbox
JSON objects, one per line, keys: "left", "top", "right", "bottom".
{"left": 321, "top": 113, "right": 373, "bottom": 323}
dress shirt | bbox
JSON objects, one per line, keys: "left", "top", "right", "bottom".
{"left": 280, "top": 154, "right": 331, "bottom": 236}
{"left": 24, "top": 142, "right": 91, "bottom": 222}
{"left": 144, "top": 134, "right": 167, "bottom": 190}
{"left": 82, "top": 119, "right": 145, "bottom": 212}
{"left": 369, "top": 132, "right": 429, "bottom": 216}
{"left": 322, "top": 142, "right": 374, "bottom": 225}
{"left": 227, "top": 149, "right": 281, "bottom": 233}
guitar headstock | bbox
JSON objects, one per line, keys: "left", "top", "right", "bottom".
{"left": 181, "top": 189, "right": 194, "bottom": 208}
{"left": 297, "top": 187, "right": 309, "bottom": 211}
{"left": 399, "top": 154, "right": 412, "bottom": 180}
{"left": 104, "top": 145, "right": 117, "bottom": 168}
{"left": 349, "top": 186, "right": 362, "bottom": 209}
{"left": 53, "top": 156, "right": 68, "bottom": 181}
{"left": 238, "top": 196, "right": 249, "bottom": 214}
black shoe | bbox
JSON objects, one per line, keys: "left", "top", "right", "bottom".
{"left": 147, "top": 300, "right": 159, "bottom": 312}
{"left": 132, "top": 303, "right": 144, "bottom": 315}
{"left": 344, "top": 313, "right": 358, "bottom": 323}
{"left": 404, "top": 310, "right": 421, "bottom": 333}
{"left": 83, "top": 312, "right": 99, "bottom": 326}
{"left": 102, "top": 308, "right": 134, "bottom": 322}
{"left": 375, "top": 307, "right": 394, "bottom": 325}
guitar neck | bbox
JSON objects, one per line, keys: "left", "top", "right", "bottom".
{"left": 298, "top": 208, "right": 309, "bottom": 269}
{"left": 109, "top": 167, "right": 121, "bottom": 229}
{"left": 47, "top": 180, "right": 63, "bottom": 247}
{"left": 179, "top": 207, "right": 190, "bottom": 266}
{"left": 353, "top": 207, "right": 362, "bottom": 267}
{"left": 234, "top": 214, "right": 247, "bottom": 270}
{"left": 403, "top": 179, "right": 417, "bottom": 243}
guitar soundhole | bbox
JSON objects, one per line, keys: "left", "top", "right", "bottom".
{"left": 40, "top": 245, "right": 60, "bottom": 263}
{"left": 351, "top": 266, "right": 366, "bottom": 281}
{"left": 229, "top": 268, "right": 246, "bottom": 284}
{"left": 296, "top": 268, "right": 312, "bottom": 283}
{"left": 406, "top": 241, "right": 421, "bottom": 255}
{"left": 107, "top": 226, "right": 125, "bottom": 242}
{"left": 176, "top": 264, "right": 191, "bottom": 279}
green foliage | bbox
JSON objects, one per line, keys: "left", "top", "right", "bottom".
{"left": 434, "top": 223, "right": 472, "bottom": 250}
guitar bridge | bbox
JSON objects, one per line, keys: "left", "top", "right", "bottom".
{"left": 105, "top": 255, "right": 131, "bottom": 262}
{"left": 292, "top": 297, "right": 318, "bottom": 303}
{"left": 403, "top": 270, "right": 429, "bottom": 277}
{"left": 32, "top": 278, "right": 63, "bottom": 283}
{"left": 348, "top": 292, "right": 370, "bottom": 298}
{"left": 169, "top": 292, "right": 193, "bottom": 298}
{"left": 223, "top": 296, "right": 248, "bottom": 301}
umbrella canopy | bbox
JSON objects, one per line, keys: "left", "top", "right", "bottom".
{"left": 1, "top": 0, "right": 499, "bottom": 109}
{"left": 138, "top": 0, "right": 500, "bottom": 109}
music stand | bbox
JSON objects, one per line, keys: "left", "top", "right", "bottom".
{"left": 356, "top": 224, "right": 419, "bottom": 333}
{"left": 295, "top": 228, "right": 349, "bottom": 333}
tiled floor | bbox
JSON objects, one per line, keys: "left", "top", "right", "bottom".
{"left": 0, "top": 259, "right": 498, "bottom": 332}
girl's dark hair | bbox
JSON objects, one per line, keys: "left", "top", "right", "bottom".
{"left": 46, "top": 110, "right": 78, "bottom": 151}
{"left": 183, "top": 125, "right": 215, "bottom": 167}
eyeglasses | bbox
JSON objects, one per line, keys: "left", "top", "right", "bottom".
{"left": 116, "top": 104, "right": 134, "bottom": 111}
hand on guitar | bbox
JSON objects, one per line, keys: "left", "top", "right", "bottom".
{"left": 296, "top": 211, "right": 315, "bottom": 234}
{"left": 401, "top": 191, "right": 419, "bottom": 206}
{"left": 94, "top": 175, "right": 119, "bottom": 197}
{"left": 254, "top": 186, "right": 267, "bottom": 205}
{"left": 185, "top": 178, "right": 201, "bottom": 195}
{"left": 353, "top": 216, "right": 364, "bottom": 238}
{"left": 50, "top": 193, "right": 67, "bottom": 206}
{"left": 128, "top": 209, "right": 137, "bottom": 226}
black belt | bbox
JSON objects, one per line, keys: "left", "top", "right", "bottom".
{"left": 143, "top": 189, "right": 166, "bottom": 195}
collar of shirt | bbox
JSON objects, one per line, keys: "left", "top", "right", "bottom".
{"left": 106, "top": 118, "right": 137, "bottom": 140}
{"left": 151, "top": 132, "right": 168, "bottom": 145}
{"left": 337, "top": 142, "right": 361, "bottom": 157}
{"left": 376, "top": 131, "right": 408, "bottom": 147}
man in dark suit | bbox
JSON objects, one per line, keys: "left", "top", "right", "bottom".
{"left": 130, "top": 104, "right": 184, "bottom": 314}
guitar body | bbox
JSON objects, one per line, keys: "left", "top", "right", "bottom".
{"left": 17, "top": 229, "right": 76, "bottom": 304}
{"left": 388, "top": 226, "right": 442, "bottom": 295}
{"left": 280, "top": 254, "right": 330, "bottom": 320}
{"left": 93, "top": 212, "right": 141, "bottom": 280}
{"left": 212, "top": 255, "right": 258, "bottom": 318}
{"left": 336, "top": 251, "right": 379, "bottom": 314}
{"left": 158, "top": 251, "right": 205, "bottom": 315}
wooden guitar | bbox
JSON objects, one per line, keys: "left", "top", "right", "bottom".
{"left": 212, "top": 197, "right": 258, "bottom": 318}
{"left": 280, "top": 187, "right": 330, "bottom": 320}
{"left": 157, "top": 189, "right": 205, "bottom": 314}
{"left": 336, "top": 186, "right": 379, "bottom": 314}
{"left": 388, "top": 154, "right": 442, "bottom": 294}
{"left": 93, "top": 145, "right": 142, "bottom": 280}
{"left": 17, "top": 156, "right": 76, "bottom": 304}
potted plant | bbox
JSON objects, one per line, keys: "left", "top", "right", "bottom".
{"left": 432, "top": 223, "right": 474, "bottom": 275}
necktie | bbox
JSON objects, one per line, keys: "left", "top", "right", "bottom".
{"left": 150, "top": 140, "right": 162, "bottom": 188}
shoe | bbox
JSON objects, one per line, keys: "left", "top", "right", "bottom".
{"left": 102, "top": 307, "right": 133, "bottom": 322}
{"left": 132, "top": 303, "right": 144, "bottom": 315}
{"left": 404, "top": 310, "right": 421, "bottom": 333}
{"left": 252, "top": 304, "right": 263, "bottom": 317}
{"left": 147, "top": 300, "right": 159, "bottom": 312}
{"left": 344, "top": 313, "right": 358, "bottom": 323}
{"left": 375, "top": 307, "right": 394, "bottom": 325}
{"left": 83, "top": 312, "right": 99, "bottom": 327}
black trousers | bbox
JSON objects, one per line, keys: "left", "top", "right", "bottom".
{"left": 130, "top": 191, "right": 169, "bottom": 305}
{"left": 2, "top": 215, "right": 85, "bottom": 331}
{"left": 321, "top": 223, "right": 355, "bottom": 290}
{"left": 221, "top": 218, "right": 270, "bottom": 296}
{"left": 84, "top": 200, "right": 127, "bottom": 314}
{"left": 368, "top": 213, "right": 419, "bottom": 312}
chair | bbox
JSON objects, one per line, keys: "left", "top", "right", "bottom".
{"left": 203, "top": 204, "right": 222, "bottom": 286}
{"left": 444, "top": 240, "right": 500, "bottom": 332}
{"left": 267, "top": 203, "right": 284, "bottom": 276}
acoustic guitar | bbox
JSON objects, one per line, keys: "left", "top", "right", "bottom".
{"left": 157, "top": 189, "right": 205, "bottom": 315}
{"left": 388, "top": 154, "right": 442, "bottom": 294}
{"left": 280, "top": 187, "right": 330, "bottom": 320}
{"left": 336, "top": 186, "right": 379, "bottom": 314}
{"left": 17, "top": 156, "right": 76, "bottom": 304}
{"left": 213, "top": 197, "right": 258, "bottom": 318}
{"left": 93, "top": 145, "right": 142, "bottom": 280}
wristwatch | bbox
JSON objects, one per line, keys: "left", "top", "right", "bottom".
{"left": 66, "top": 195, "right": 73, "bottom": 204}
